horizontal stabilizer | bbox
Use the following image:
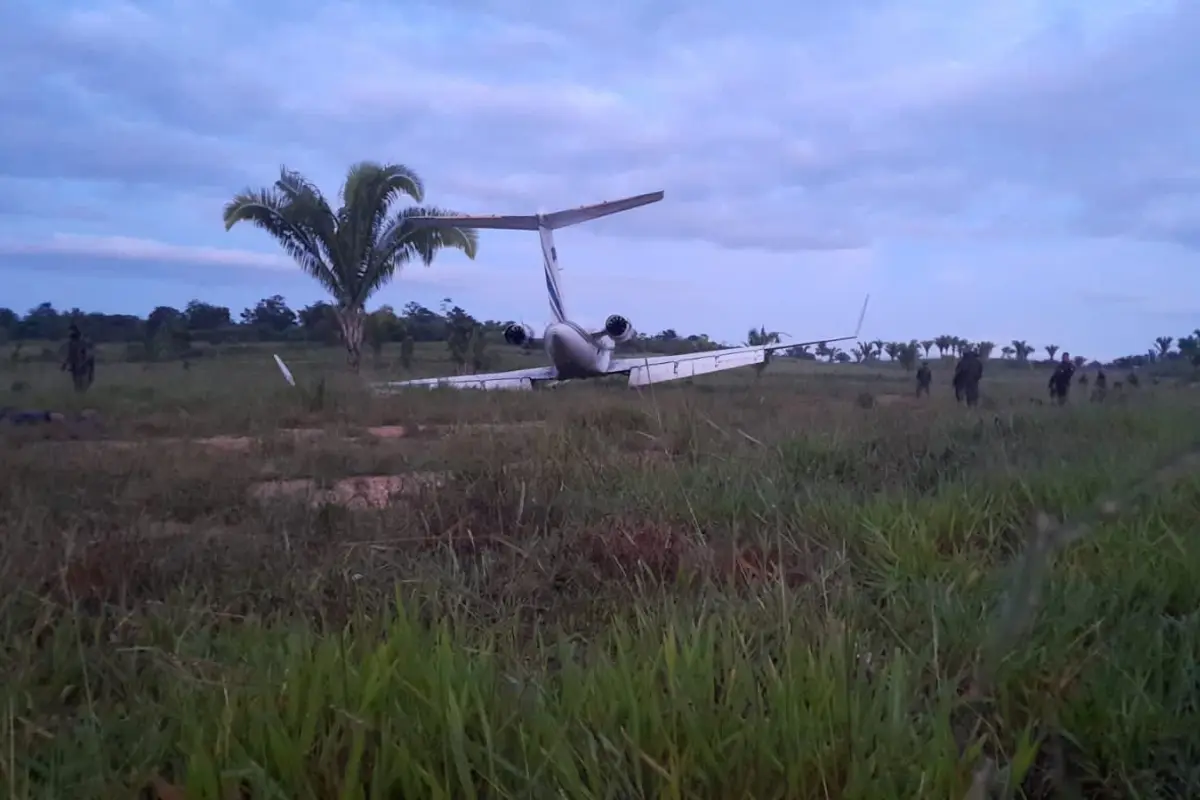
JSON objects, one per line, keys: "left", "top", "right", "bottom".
{"left": 407, "top": 191, "right": 665, "bottom": 231}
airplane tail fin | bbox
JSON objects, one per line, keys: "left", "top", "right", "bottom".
{"left": 407, "top": 192, "right": 665, "bottom": 324}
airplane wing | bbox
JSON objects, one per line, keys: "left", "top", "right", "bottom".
{"left": 372, "top": 365, "right": 558, "bottom": 393}
{"left": 608, "top": 294, "right": 871, "bottom": 387}
{"left": 607, "top": 336, "right": 857, "bottom": 387}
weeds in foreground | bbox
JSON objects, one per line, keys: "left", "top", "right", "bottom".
{"left": 1, "top": 362, "right": 1198, "bottom": 797}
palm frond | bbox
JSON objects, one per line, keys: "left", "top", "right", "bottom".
{"left": 274, "top": 166, "right": 327, "bottom": 206}
{"left": 354, "top": 206, "right": 478, "bottom": 306}
{"left": 273, "top": 166, "right": 343, "bottom": 268}
{"left": 222, "top": 189, "right": 344, "bottom": 299}
{"left": 376, "top": 206, "right": 479, "bottom": 262}
{"left": 341, "top": 161, "right": 424, "bottom": 214}
{"left": 338, "top": 162, "right": 428, "bottom": 298}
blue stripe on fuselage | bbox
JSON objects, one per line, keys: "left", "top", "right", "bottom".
{"left": 544, "top": 270, "right": 565, "bottom": 321}
{"left": 542, "top": 252, "right": 566, "bottom": 322}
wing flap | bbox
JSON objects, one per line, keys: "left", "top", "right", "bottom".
{"left": 609, "top": 335, "right": 860, "bottom": 388}
{"left": 372, "top": 366, "right": 557, "bottom": 392}
{"left": 623, "top": 349, "right": 765, "bottom": 387}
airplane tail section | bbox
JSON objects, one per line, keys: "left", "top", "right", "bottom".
{"left": 406, "top": 191, "right": 664, "bottom": 326}
{"left": 539, "top": 226, "right": 568, "bottom": 322}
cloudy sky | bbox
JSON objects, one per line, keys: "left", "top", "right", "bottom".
{"left": 1, "top": 0, "right": 1196, "bottom": 358}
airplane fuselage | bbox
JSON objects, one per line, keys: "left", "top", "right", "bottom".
{"left": 543, "top": 321, "right": 614, "bottom": 379}
{"left": 368, "top": 190, "right": 867, "bottom": 394}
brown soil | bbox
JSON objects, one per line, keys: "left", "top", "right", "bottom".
{"left": 247, "top": 472, "right": 448, "bottom": 510}
{"left": 874, "top": 394, "right": 920, "bottom": 407}
{"left": 44, "top": 421, "right": 545, "bottom": 451}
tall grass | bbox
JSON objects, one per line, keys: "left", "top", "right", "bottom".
{"left": 1, "top": 356, "right": 1198, "bottom": 797}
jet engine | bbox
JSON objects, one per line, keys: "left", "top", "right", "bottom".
{"left": 503, "top": 322, "right": 536, "bottom": 347}
{"left": 604, "top": 314, "right": 635, "bottom": 343}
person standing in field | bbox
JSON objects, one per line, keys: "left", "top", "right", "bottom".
{"left": 915, "top": 361, "right": 932, "bottom": 397}
{"left": 62, "top": 324, "right": 95, "bottom": 392}
{"left": 952, "top": 348, "right": 984, "bottom": 406}
{"left": 1048, "top": 352, "right": 1075, "bottom": 405}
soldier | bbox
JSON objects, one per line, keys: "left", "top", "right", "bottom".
{"left": 1048, "top": 352, "right": 1075, "bottom": 405}
{"left": 62, "top": 324, "right": 95, "bottom": 392}
{"left": 952, "top": 348, "right": 984, "bottom": 407}
{"left": 1091, "top": 369, "right": 1108, "bottom": 403}
{"left": 915, "top": 361, "right": 932, "bottom": 397}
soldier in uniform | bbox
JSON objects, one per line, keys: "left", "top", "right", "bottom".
{"left": 915, "top": 361, "right": 932, "bottom": 397}
{"left": 62, "top": 324, "right": 95, "bottom": 392}
{"left": 952, "top": 348, "right": 984, "bottom": 407}
{"left": 1048, "top": 352, "right": 1075, "bottom": 405}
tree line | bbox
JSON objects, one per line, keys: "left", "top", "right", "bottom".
{"left": 4, "top": 299, "right": 1194, "bottom": 372}
{"left": 0, "top": 298, "right": 730, "bottom": 366}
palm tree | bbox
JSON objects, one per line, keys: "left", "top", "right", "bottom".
{"left": 920, "top": 340, "right": 934, "bottom": 358}
{"left": 223, "top": 162, "right": 478, "bottom": 370}
{"left": 746, "top": 326, "right": 780, "bottom": 346}
{"left": 746, "top": 326, "right": 781, "bottom": 377}
{"left": 976, "top": 341, "right": 995, "bottom": 360}
{"left": 1001, "top": 345, "right": 1015, "bottom": 359}
{"left": 897, "top": 340, "right": 920, "bottom": 371}
{"left": 1179, "top": 335, "right": 1200, "bottom": 366}
{"left": 1155, "top": 336, "right": 1173, "bottom": 357}
{"left": 1044, "top": 344, "right": 1058, "bottom": 362}
{"left": 934, "top": 335, "right": 953, "bottom": 358}
{"left": 1011, "top": 340, "right": 1032, "bottom": 363}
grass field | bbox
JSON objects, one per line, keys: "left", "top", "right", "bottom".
{"left": 2, "top": 345, "right": 1198, "bottom": 798}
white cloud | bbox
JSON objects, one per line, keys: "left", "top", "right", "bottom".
{"left": 0, "top": 0, "right": 1196, "bottom": 357}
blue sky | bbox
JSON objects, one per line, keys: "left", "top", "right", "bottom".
{"left": 0, "top": 0, "right": 1197, "bottom": 358}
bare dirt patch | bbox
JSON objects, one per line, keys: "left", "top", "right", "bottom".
{"left": 40, "top": 421, "right": 546, "bottom": 452}
{"left": 247, "top": 472, "right": 448, "bottom": 510}
{"left": 873, "top": 393, "right": 920, "bottom": 407}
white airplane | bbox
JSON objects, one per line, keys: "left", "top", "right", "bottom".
{"left": 374, "top": 191, "right": 868, "bottom": 392}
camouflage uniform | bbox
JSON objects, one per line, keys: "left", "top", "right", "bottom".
{"left": 1048, "top": 353, "right": 1075, "bottom": 405}
{"left": 63, "top": 325, "right": 95, "bottom": 392}
{"left": 915, "top": 362, "right": 932, "bottom": 397}
{"left": 952, "top": 350, "right": 984, "bottom": 407}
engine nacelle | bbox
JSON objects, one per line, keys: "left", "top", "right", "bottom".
{"left": 503, "top": 322, "right": 536, "bottom": 347}
{"left": 604, "top": 314, "right": 635, "bottom": 343}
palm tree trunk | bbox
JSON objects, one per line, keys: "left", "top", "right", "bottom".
{"left": 336, "top": 307, "right": 365, "bottom": 371}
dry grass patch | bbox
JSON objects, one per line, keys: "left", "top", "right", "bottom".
{"left": 247, "top": 472, "right": 449, "bottom": 510}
